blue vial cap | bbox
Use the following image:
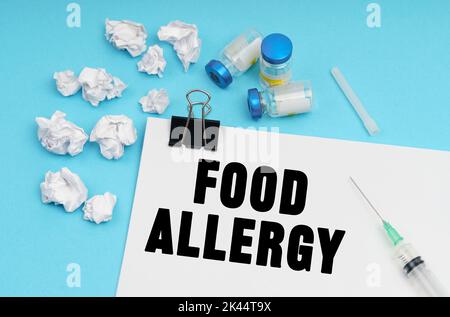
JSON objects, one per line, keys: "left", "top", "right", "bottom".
{"left": 247, "top": 88, "right": 262, "bottom": 119}
{"left": 205, "top": 59, "right": 233, "bottom": 88}
{"left": 261, "top": 33, "right": 293, "bottom": 65}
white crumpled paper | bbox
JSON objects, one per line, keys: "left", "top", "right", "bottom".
{"left": 157, "top": 20, "right": 201, "bottom": 72}
{"left": 36, "top": 111, "right": 88, "bottom": 156}
{"left": 139, "top": 88, "right": 170, "bottom": 114}
{"left": 137, "top": 45, "right": 166, "bottom": 77}
{"left": 105, "top": 19, "right": 147, "bottom": 57}
{"left": 40, "top": 167, "right": 88, "bottom": 212}
{"left": 90, "top": 115, "right": 137, "bottom": 160}
{"left": 78, "top": 67, "right": 126, "bottom": 107}
{"left": 83, "top": 192, "right": 117, "bottom": 224}
{"left": 53, "top": 70, "right": 81, "bottom": 96}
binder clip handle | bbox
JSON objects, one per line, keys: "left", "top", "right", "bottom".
{"left": 169, "top": 89, "right": 221, "bottom": 151}
{"left": 183, "top": 89, "right": 212, "bottom": 144}
{"left": 186, "top": 89, "right": 211, "bottom": 111}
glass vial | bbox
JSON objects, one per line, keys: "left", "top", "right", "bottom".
{"left": 205, "top": 29, "right": 263, "bottom": 88}
{"left": 247, "top": 81, "right": 313, "bottom": 119}
{"left": 259, "top": 33, "right": 293, "bottom": 87}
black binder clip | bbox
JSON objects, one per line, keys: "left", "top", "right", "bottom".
{"left": 169, "top": 89, "right": 220, "bottom": 151}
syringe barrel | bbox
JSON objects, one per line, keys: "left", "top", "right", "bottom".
{"left": 407, "top": 262, "right": 446, "bottom": 297}
{"left": 394, "top": 242, "right": 447, "bottom": 297}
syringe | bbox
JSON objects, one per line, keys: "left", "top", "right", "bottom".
{"left": 350, "top": 177, "right": 447, "bottom": 297}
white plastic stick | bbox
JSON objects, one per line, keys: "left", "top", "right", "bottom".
{"left": 331, "top": 67, "right": 380, "bottom": 136}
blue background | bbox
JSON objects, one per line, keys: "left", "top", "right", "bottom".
{"left": 0, "top": 0, "right": 449, "bottom": 296}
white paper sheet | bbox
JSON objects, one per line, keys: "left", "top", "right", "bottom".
{"left": 118, "top": 118, "right": 450, "bottom": 296}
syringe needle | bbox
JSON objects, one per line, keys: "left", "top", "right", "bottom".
{"left": 349, "top": 176, "right": 384, "bottom": 222}
{"left": 350, "top": 176, "right": 404, "bottom": 246}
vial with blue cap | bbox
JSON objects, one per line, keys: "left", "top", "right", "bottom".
{"left": 205, "top": 29, "right": 263, "bottom": 88}
{"left": 259, "top": 33, "right": 293, "bottom": 87}
{"left": 247, "top": 81, "right": 313, "bottom": 119}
